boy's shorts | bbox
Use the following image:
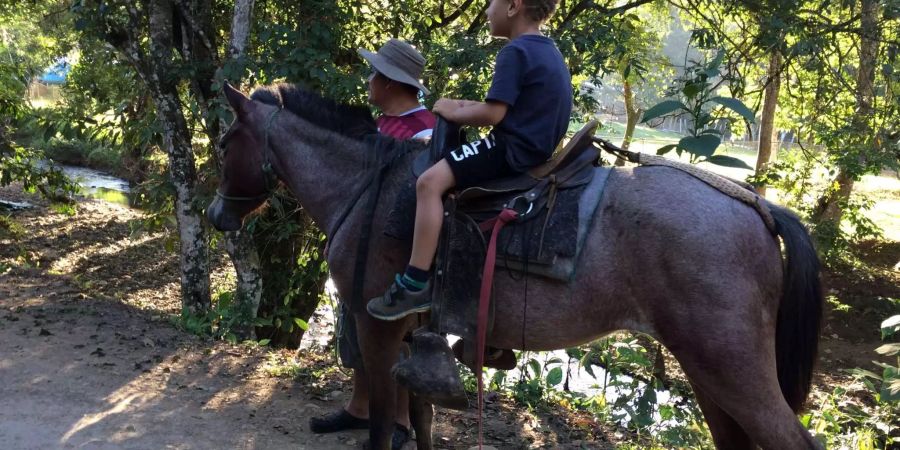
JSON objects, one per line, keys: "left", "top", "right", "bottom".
{"left": 442, "top": 134, "right": 520, "bottom": 189}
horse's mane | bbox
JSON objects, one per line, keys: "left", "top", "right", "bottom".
{"left": 250, "top": 83, "right": 378, "bottom": 140}
{"left": 249, "top": 83, "right": 427, "bottom": 164}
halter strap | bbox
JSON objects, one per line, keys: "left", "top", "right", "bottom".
{"left": 215, "top": 108, "right": 281, "bottom": 203}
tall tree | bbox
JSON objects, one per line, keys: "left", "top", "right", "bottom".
{"left": 811, "top": 0, "right": 881, "bottom": 224}
{"left": 146, "top": 0, "right": 210, "bottom": 312}
{"left": 79, "top": 0, "right": 212, "bottom": 312}
{"left": 219, "top": 0, "right": 261, "bottom": 339}
{"left": 754, "top": 49, "right": 782, "bottom": 197}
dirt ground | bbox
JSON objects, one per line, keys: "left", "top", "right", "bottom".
{"left": 0, "top": 186, "right": 619, "bottom": 450}
{"left": 1, "top": 183, "right": 897, "bottom": 449}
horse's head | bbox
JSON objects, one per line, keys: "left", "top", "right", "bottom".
{"left": 206, "top": 83, "right": 278, "bottom": 231}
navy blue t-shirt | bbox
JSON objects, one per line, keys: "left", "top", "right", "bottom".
{"left": 486, "top": 34, "right": 573, "bottom": 172}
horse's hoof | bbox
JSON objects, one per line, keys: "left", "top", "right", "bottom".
{"left": 392, "top": 330, "right": 469, "bottom": 410}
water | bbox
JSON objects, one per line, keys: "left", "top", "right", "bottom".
{"left": 60, "top": 165, "right": 133, "bottom": 207}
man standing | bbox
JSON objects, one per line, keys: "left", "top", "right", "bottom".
{"left": 309, "top": 38, "right": 434, "bottom": 450}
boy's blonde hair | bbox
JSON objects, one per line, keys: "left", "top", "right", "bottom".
{"left": 521, "top": 0, "right": 560, "bottom": 22}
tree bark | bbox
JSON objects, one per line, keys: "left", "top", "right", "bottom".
{"left": 226, "top": 0, "right": 254, "bottom": 59}
{"left": 616, "top": 78, "right": 640, "bottom": 166}
{"left": 217, "top": 0, "right": 262, "bottom": 338}
{"left": 622, "top": 79, "right": 640, "bottom": 151}
{"left": 147, "top": 0, "right": 211, "bottom": 313}
{"left": 754, "top": 50, "right": 782, "bottom": 198}
{"left": 813, "top": 0, "right": 879, "bottom": 224}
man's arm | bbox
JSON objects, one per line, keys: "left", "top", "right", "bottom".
{"left": 432, "top": 98, "right": 508, "bottom": 127}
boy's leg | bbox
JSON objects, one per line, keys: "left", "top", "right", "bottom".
{"left": 367, "top": 160, "right": 455, "bottom": 321}
{"left": 409, "top": 159, "right": 456, "bottom": 271}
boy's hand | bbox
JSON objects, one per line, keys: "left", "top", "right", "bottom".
{"left": 432, "top": 98, "right": 462, "bottom": 120}
{"left": 433, "top": 98, "right": 508, "bottom": 127}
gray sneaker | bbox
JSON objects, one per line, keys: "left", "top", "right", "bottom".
{"left": 367, "top": 275, "right": 431, "bottom": 321}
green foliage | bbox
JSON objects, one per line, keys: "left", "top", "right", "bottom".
{"left": 803, "top": 315, "right": 899, "bottom": 448}
{"left": 641, "top": 48, "right": 755, "bottom": 169}
{"left": 245, "top": 189, "right": 328, "bottom": 348}
{"left": 177, "top": 288, "right": 252, "bottom": 343}
{"left": 480, "top": 335, "right": 711, "bottom": 447}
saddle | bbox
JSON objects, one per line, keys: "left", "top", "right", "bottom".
{"left": 410, "top": 119, "right": 610, "bottom": 351}
{"left": 413, "top": 119, "right": 600, "bottom": 219}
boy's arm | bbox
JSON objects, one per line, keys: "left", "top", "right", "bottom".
{"left": 433, "top": 98, "right": 508, "bottom": 127}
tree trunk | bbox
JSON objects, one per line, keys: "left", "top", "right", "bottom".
{"left": 812, "top": 0, "right": 879, "bottom": 224}
{"left": 148, "top": 0, "right": 210, "bottom": 313}
{"left": 227, "top": 0, "right": 254, "bottom": 58}
{"left": 176, "top": 0, "right": 262, "bottom": 337}
{"left": 755, "top": 50, "right": 782, "bottom": 197}
{"left": 219, "top": 0, "right": 261, "bottom": 338}
{"left": 617, "top": 78, "right": 640, "bottom": 166}
{"left": 622, "top": 79, "right": 640, "bottom": 151}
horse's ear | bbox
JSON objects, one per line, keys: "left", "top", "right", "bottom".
{"left": 223, "top": 81, "right": 254, "bottom": 117}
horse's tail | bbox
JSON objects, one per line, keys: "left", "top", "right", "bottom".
{"left": 770, "top": 203, "right": 823, "bottom": 412}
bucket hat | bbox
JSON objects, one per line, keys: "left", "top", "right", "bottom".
{"left": 358, "top": 39, "right": 430, "bottom": 95}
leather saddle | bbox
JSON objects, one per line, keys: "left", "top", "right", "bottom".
{"left": 413, "top": 118, "right": 601, "bottom": 220}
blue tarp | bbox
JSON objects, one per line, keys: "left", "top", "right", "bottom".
{"left": 38, "top": 59, "right": 70, "bottom": 85}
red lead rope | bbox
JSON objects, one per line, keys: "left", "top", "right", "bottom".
{"left": 475, "top": 208, "right": 519, "bottom": 449}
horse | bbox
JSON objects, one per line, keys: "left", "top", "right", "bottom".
{"left": 207, "top": 82, "right": 824, "bottom": 450}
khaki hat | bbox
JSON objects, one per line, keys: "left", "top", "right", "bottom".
{"left": 358, "top": 39, "right": 430, "bottom": 95}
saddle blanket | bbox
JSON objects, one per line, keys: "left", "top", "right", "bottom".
{"left": 430, "top": 167, "right": 613, "bottom": 341}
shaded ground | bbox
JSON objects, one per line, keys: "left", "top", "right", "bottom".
{"left": 0, "top": 185, "right": 620, "bottom": 449}
{"left": 1, "top": 182, "right": 897, "bottom": 449}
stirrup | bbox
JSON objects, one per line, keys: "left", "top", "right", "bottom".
{"left": 391, "top": 330, "right": 468, "bottom": 410}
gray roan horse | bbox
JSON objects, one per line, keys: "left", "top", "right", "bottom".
{"left": 207, "top": 83, "right": 823, "bottom": 450}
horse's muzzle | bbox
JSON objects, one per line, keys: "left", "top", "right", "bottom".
{"left": 206, "top": 197, "right": 243, "bottom": 232}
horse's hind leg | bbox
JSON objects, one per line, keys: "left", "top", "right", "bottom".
{"left": 670, "top": 332, "right": 821, "bottom": 449}
{"left": 408, "top": 393, "right": 433, "bottom": 450}
{"left": 689, "top": 381, "right": 754, "bottom": 450}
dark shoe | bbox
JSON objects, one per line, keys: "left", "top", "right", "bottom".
{"left": 392, "top": 330, "right": 468, "bottom": 410}
{"left": 309, "top": 408, "right": 369, "bottom": 434}
{"left": 452, "top": 339, "right": 517, "bottom": 371}
{"left": 367, "top": 275, "right": 431, "bottom": 321}
{"left": 392, "top": 423, "right": 410, "bottom": 450}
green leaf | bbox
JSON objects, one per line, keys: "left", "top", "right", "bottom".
{"left": 293, "top": 317, "right": 309, "bottom": 331}
{"left": 640, "top": 100, "right": 687, "bottom": 123}
{"left": 528, "top": 358, "right": 542, "bottom": 378}
{"left": 677, "top": 134, "right": 721, "bottom": 158}
{"left": 682, "top": 82, "right": 704, "bottom": 99}
{"left": 546, "top": 367, "right": 563, "bottom": 386}
{"left": 711, "top": 96, "right": 756, "bottom": 123}
{"left": 706, "top": 154, "right": 753, "bottom": 169}
{"left": 257, "top": 339, "right": 271, "bottom": 346}
{"left": 656, "top": 144, "right": 677, "bottom": 155}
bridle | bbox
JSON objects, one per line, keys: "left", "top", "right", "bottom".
{"left": 215, "top": 107, "right": 281, "bottom": 203}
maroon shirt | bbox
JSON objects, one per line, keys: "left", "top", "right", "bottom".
{"left": 376, "top": 106, "right": 436, "bottom": 140}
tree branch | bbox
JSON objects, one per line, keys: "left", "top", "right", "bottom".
{"left": 429, "top": 0, "right": 477, "bottom": 31}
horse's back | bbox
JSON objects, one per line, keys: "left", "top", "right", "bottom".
{"left": 489, "top": 165, "right": 783, "bottom": 350}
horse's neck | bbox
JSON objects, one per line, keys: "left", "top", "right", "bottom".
{"left": 268, "top": 121, "right": 371, "bottom": 236}
{"left": 267, "top": 117, "right": 413, "bottom": 301}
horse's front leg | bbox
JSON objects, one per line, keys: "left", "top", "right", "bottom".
{"left": 355, "top": 311, "right": 411, "bottom": 450}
